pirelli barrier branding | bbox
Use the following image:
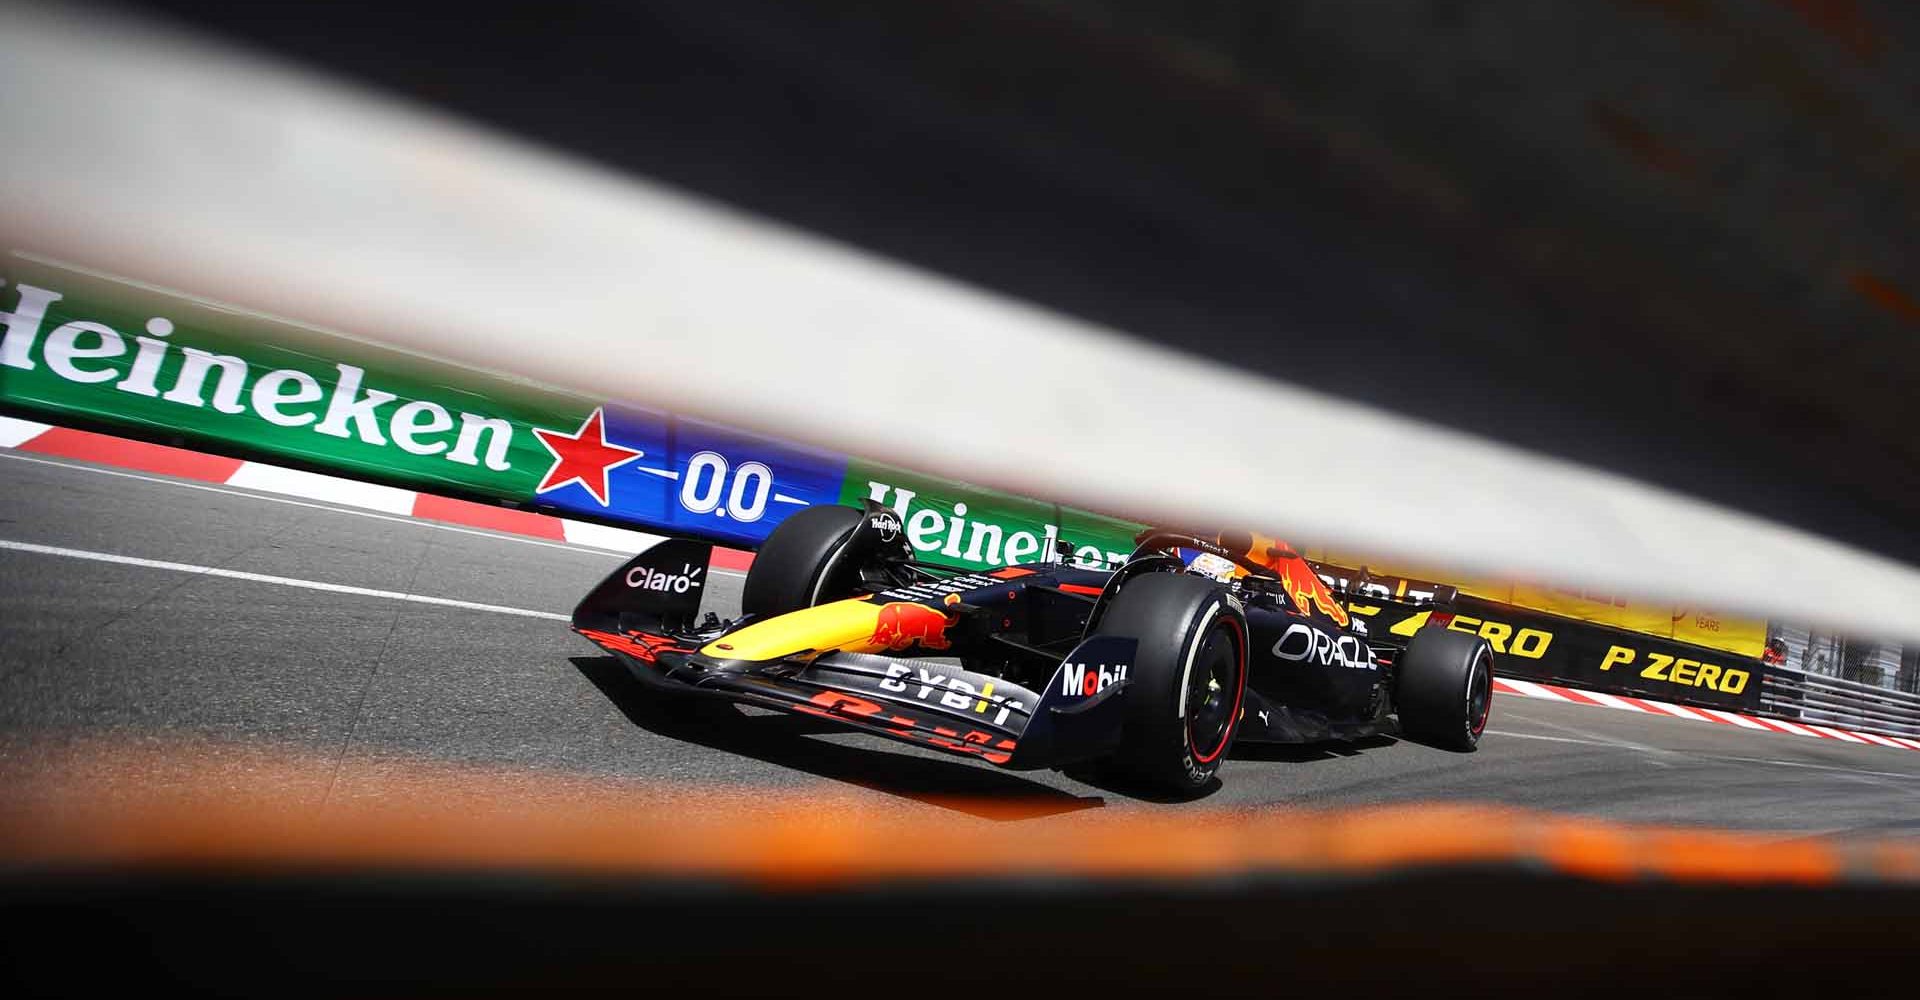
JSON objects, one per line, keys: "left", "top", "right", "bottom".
{"left": 1310, "top": 546, "right": 1766, "bottom": 660}
{"left": 1451, "top": 597, "right": 1758, "bottom": 711}
{"left": 1347, "top": 592, "right": 1761, "bottom": 712}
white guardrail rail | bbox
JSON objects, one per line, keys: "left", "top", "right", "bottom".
{"left": 1760, "top": 668, "right": 1920, "bottom": 739}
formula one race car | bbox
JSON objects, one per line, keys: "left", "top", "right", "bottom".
{"left": 573, "top": 502, "right": 1494, "bottom": 795}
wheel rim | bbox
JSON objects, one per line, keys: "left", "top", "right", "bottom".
{"left": 1466, "top": 646, "right": 1492, "bottom": 738}
{"left": 1186, "top": 617, "right": 1245, "bottom": 764}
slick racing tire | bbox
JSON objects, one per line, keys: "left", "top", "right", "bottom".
{"left": 742, "top": 504, "right": 866, "bottom": 619}
{"left": 1094, "top": 572, "right": 1248, "bottom": 796}
{"left": 1395, "top": 626, "right": 1494, "bottom": 751}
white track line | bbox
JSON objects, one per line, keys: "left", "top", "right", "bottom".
{"left": 1488, "top": 730, "right": 1920, "bottom": 780}
{"left": 1485, "top": 730, "right": 1599, "bottom": 747}
{"left": 0, "top": 447, "right": 749, "bottom": 576}
{"left": 1704, "top": 754, "right": 1920, "bottom": 782}
{"left": 0, "top": 538, "right": 570, "bottom": 621}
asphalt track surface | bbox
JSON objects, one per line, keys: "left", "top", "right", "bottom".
{"left": 4, "top": 450, "right": 1919, "bottom": 835}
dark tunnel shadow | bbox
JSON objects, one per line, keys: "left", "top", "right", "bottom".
{"left": 1055, "top": 734, "right": 1403, "bottom": 802}
{"left": 1229, "top": 733, "right": 1401, "bottom": 763}
{"left": 1053, "top": 762, "right": 1226, "bottom": 805}
{"left": 572, "top": 656, "right": 1105, "bottom": 820}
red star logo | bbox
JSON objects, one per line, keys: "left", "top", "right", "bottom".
{"left": 531, "top": 407, "right": 643, "bottom": 506}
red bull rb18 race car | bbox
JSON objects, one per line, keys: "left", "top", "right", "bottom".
{"left": 573, "top": 502, "right": 1494, "bottom": 795}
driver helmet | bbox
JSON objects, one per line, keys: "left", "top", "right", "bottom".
{"left": 1188, "top": 551, "right": 1238, "bottom": 582}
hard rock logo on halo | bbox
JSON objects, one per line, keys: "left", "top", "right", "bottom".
{"left": 868, "top": 602, "right": 954, "bottom": 651}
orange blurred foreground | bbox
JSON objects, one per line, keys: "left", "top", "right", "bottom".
{"left": 1, "top": 735, "right": 1912, "bottom": 887}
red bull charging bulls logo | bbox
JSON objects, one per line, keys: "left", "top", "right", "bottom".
{"left": 869, "top": 602, "right": 955, "bottom": 651}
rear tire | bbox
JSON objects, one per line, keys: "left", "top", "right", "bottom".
{"left": 742, "top": 505, "right": 865, "bottom": 619}
{"left": 1092, "top": 572, "right": 1247, "bottom": 796}
{"left": 1396, "top": 626, "right": 1493, "bottom": 751}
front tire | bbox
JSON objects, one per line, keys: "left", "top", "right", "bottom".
{"left": 1396, "top": 626, "right": 1494, "bottom": 751}
{"left": 742, "top": 505, "right": 865, "bottom": 619}
{"left": 1092, "top": 572, "right": 1248, "bottom": 796}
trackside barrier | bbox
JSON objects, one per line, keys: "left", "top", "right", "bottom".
{"left": 15, "top": 257, "right": 1920, "bottom": 742}
{"left": 1759, "top": 667, "right": 1920, "bottom": 739}
{"left": 0, "top": 260, "right": 1142, "bottom": 564}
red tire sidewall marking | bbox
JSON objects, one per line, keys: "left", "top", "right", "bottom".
{"left": 1189, "top": 611, "right": 1247, "bottom": 765}
{"left": 1470, "top": 647, "right": 1491, "bottom": 737}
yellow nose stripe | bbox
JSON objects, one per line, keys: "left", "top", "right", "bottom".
{"left": 700, "top": 598, "right": 884, "bottom": 661}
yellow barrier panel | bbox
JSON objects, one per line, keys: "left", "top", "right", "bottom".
{"left": 1308, "top": 549, "right": 1766, "bottom": 659}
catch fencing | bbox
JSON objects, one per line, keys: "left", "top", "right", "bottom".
{"left": 1759, "top": 667, "right": 1920, "bottom": 740}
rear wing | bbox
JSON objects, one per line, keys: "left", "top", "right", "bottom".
{"left": 1312, "top": 561, "right": 1458, "bottom": 658}
{"left": 1315, "top": 561, "right": 1458, "bottom": 610}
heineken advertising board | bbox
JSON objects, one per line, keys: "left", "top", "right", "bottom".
{"left": 0, "top": 259, "right": 1147, "bottom": 559}
{"left": 840, "top": 458, "right": 1144, "bottom": 571}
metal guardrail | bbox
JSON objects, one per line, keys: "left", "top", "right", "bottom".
{"left": 1759, "top": 667, "right": 1920, "bottom": 739}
